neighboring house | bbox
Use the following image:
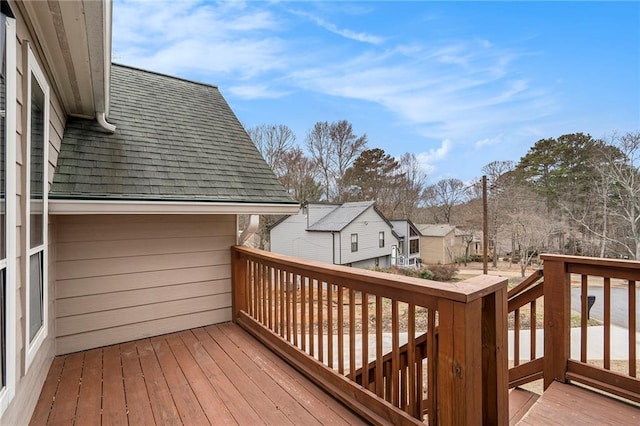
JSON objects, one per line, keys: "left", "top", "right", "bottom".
{"left": 0, "top": 2, "right": 297, "bottom": 424}
{"left": 389, "top": 219, "right": 422, "bottom": 267}
{"left": 271, "top": 201, "right": 400, "bottom": 269}
{"left": 416, "top": 224, "right": 469, "bottom": 264}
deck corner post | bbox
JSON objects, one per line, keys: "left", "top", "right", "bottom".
{"left": 482, "top": 284, "right": 509, "bottom": 425}
{"left": 231, "top": 246, "right": 248, "bottom": 322}
{"left": 542, "top": 255, "right": 570, "bottom": 389}
{"left": 437, "top": 298, "right": 483, "bottom": 425}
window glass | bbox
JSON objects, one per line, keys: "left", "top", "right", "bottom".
{"left": 351, "top": 234, "right": 358, "bottom": 252}
{"left": 29, "top": 75, "right": 44, "bottom": 249}
{"left": 410, "top": 239, "right": 420, "bottom": 255}
{"left": 379, "top": 232, "right": 385, "bottom": 248}
{"left": 28, "top": 252, "right": 42, "bottom": 342}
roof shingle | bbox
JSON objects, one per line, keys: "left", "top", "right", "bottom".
{"left": 50, "top": 64, "right": 295, "bottom": 204}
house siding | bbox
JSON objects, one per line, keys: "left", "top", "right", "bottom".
{"left": 1, "top": 4, "right": 66, "bottom": 423}
{"left": 53, "top": 214, "right": 235, "bottom": 355}
{"left": 270, "top": 212, "right": 334, "bottom": 264}
{"left": 339, "top": 208, "right": 397, "bottom": 266}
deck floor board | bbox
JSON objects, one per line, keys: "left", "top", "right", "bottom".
{"left": 518, "top": 381, "right": 640, "bottom": 425}
{"left": 30, "top": 323, "right": 366, "bottom": 425}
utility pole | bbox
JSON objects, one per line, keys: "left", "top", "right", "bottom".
{"left": 483, "top": 175, "right": 488, "bottom": 275}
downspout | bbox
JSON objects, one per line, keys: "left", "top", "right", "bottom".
{"left": 97, "top": 112, "right": 116, "bottom": 133}
{"left": 239, "top": 214, "right": 259, "bottom": 245}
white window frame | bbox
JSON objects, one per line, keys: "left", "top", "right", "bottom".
{"left": 379, "top": 231, "right": 385, "bottom": 248}
{"left": 0, "top": 14, "right": 16, "bottom": 416}
{"left": 24, "top": 46, "right": 48, "bottom": 371}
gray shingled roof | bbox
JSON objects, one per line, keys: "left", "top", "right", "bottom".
{"left": 307, "top": 201, "right": 375, "bottom": 231}
{"left": 416, "top": 224, "right": 456, "bottom": 237}
{"left": 50, "top": 64, "right": 296, "bottom": 204}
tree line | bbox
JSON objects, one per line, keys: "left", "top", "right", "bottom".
{"left": 247, "top": 122, "right": 639, "bottom": 265}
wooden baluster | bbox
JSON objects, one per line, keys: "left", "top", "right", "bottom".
{"left": 293, "top": 274, "right": 298, "bottom": 347}
{"left": 514, "top": 309, "right": 520, "bottom": 366}
{"left": 328, "top": 283, "right": 334, "bottom": 369}
{"left": 581, "top": 274, "right": 588, "bottom": 362}
{"left": 530, "top": 300, "right": 536, "bottom": 361}
{"left": 338, "top": 285, "right": 344, "bottom": 375}
{"left": 629, "top": 280, "right": 637, "bottom": 377}
{"left": 286, "top": 272, "right": 291, "bottom": 342}
{"left": 408, "top": 303, "right": 416, "bottom": 417}
{"left": 301, "top": 276, "right": 307, "bottom": 352}
{"left": 349, "top": 289, "right": 356, "bottom": 380}
{"left": 251, "top": 261, "right": 257, "bottom": 318}
{"left": 362, "top": 292, "right": 369, "bottom": 388}
{"left": 268, "top": 266, "right": 273, "bottom": 331}
{"left": 427, "top": 308, "right": 436, "bottom": 425}
{"left": 261, "top": 264, "right": 267, "bottom": 324}
{"left": 279, "top": 269, "right": 285, "bottom": 337}
{"left": 392, "top": 300, "right": 400, "bottom": 406}
{"left": 318, "top": 280, "right": 324, "bottom": 363}
{"left": 376, "top": 295, "right": 384, "bottom": 397}
{"left": 604, "top": 276, "right": 611, "bottom": 370}
{"left": 309, "top": 278, "right": 315, "bottom": 357}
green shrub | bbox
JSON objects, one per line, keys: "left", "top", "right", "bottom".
{"left": 419, "top": 270, "right": 435, "bottom": 280}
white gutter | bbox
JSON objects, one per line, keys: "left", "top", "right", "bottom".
{"left": 238, "top": 214, "right": 259, "bottom": 245}
{"left": 97, "top": 111, "right": 116, "bottom": 133}
{"left": 49, "top": 199, "right": 300, "bottom": 215}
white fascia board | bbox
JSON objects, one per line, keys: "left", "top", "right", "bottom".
{"left": 49, "top": 199, "right": 300, "bottom": 215}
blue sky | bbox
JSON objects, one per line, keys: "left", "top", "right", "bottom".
{"left": 112, "top": 1, "right": 640, "bottom": 182}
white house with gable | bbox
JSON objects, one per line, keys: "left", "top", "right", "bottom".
{"left": 271, "top": 201, "right": 401, "bottom": 268}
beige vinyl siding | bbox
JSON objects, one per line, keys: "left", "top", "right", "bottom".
{"left": 54, "top": 214, "right": 235, "bottom": 355}
{"left": 1, "top": 5, "right": 66, "bottom": 424}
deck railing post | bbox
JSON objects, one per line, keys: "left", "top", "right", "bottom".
{"left": 482, "top": 286, "right": 509, "bottom": 425}
{"left": 436, "top": 298, "right": 483, "bottom": 424}
{"left": 542, "top": 255, "right": 570, "bottom": 389}
{"left": 231, "top": 247, "right": 248, "bottom": 322}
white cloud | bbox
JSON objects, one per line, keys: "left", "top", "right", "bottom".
{"left": 228, "top": 84, "right": 289, "bottom": 99}
{"left": 475, "top": 135, "right": 503, "bottom": 148}
{"left": 289, "top": 9, "right": 385, "bottom": 45}
{"left": 416, "top": 139, "right": 452, "bottom": 173}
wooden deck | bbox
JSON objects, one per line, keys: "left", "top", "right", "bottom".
{"left": 518, "top": 381, "right": 640, "bottom": 425}
{"left": 30, "top": 323, "right": 366, "bottom": 425}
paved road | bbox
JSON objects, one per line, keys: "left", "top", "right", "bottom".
{"left": 571, "top": 286, "right": 640, "bottom": 327}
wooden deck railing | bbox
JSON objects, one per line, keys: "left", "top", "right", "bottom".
{"left": 231, "top": 246, "right": 509, "bottom": 425}
{"left": 507, "top": 269, "right": 545, "bottom": 388}
{"left": 541, "top": 254, "right": 640, "bottom": 403}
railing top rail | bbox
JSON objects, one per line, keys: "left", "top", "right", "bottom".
{"left": 541, "top": 254, "right": 640, "bottom": 270}
{"left": 233, "top": 245, "right": 507, "bottom": 303}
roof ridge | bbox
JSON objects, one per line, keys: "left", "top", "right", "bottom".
{"left": 111, "top": 63, "right": 219, "bottom": 89}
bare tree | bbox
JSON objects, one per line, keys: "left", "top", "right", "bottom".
{"left": 330, "top": 120, "right": 367, "bottom": 197}
{"left": 579, "top": 132, "right": 640, "bottom": 259}
{"left": 247, "top": 124, "right": 296, "bottom": 178}
{"left": 423, "top": 178, "right": 468, "bottom": 224}
{"left": 393, "top": 153, "right": 428, "bottom": 219}
{"left": 305, "top": 121, "right": 333, "bottom": 200}
{"left": 482, "top": 160, "right": 516, "bottom": 266}
{"left": 279, "top": 147, "right": 322, "bottom": 203}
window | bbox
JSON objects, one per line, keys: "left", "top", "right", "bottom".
{"left": 25, "top": 47, "right": 48, "bottom": 369}
{"left": 379, "top": 231, "right": 385, "bottom": 248}
{"left": 351, "top": 233, "right": 358, "bottom": 252}
{"left": 410, "top": 239, "right": 420, "bottom": 255}
{"left": 0, "top": 6, "right": 15, "bottom": 415}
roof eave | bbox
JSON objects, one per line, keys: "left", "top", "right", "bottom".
{"left": 49, "top": 199, "right": 300, "bottom": 215}
{"left": 21, "top": 0, "right": 111, "bottom": 118}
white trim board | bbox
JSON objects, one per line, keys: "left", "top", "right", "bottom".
{"left": 49, "top": 199, "right": 300, "bottom": 215}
